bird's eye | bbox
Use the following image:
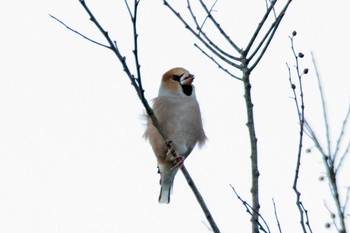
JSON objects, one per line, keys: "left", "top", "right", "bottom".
{"left": 171, "top": 75, "right": 180, "bottom": 81}
{"left": 171, "top": 74, "right": 182, "bottom": 82}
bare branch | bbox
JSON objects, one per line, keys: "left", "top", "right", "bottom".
{"left": 230, "top": 185, "right": 271, "bottom": 233}
{"left": 244, "top": 0, "right": 277, "bottom": 54}
{"left": 163, "top": 0, "right": 241, "bottom": 69}
{"left": 301, "top": 202, "right": 313, "bottom": 233}
{"left": 304, "top": 120, "right": 327, "bottom": 156}
{"left": 198, "top": 0, "right": 241, "bottom": 53}
{"left": 186, "top": 0, "right": 240, "bottom": 62}
{"left": 240, "top": 66, "right": 261, "bottom": 233}
{"left": 49, "top": 14, "right": 110, "bottom": 49}
{"left": 198, "top": 0, "right": 218, "bottom": 33}
{"left": 264, "top": 0, "right": 277, "bottom": 18}
{"left": 334, "top": 101, "right": 350, "bottom": 165}
{"left": 78, "top": 0, "right": 116, "bottom": 50}
{"left": 324, "top": 201, "right": 340, "bottom": 232}
{"left": 126, "top": 0, "right": 145, "bottom": 101}
{"left": 247, "top": 16, "right": 276, "bottom": 65}
{"left": 194, "top": 43, "right": 242, "bottom": 81}
{"left": 307, "top": 51, "right": 348, "bottom": 233}
{"left": 336, "top": 140, "right": 350, "bottom": 173}
{"left": 343, "top": 187, "right": 350, "bottom": 214}
{"left": 182, "top": 167, "right": 221, "bottom": 233}
{"left": 77, "top": 0, "right": 153, "bottom": 117}
{"left": 248, "top": 0, "right": 293, "bottom": 71}
{"left": 288, "top": 34, "right": 312, "bottom": 233}
{"left": 124, "top": 0, "right": 133, "bottom": 19}
{"left": 311, "top": 52, "right": 332, "bottom": 161}
{"left": 272, "top": 199, "right": 283, "bottom": 233}
{"left": 286, "top": 63, "right": 301, "bottom": 121}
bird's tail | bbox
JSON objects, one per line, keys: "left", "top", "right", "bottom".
{"left": 158, "top": 165, "right": 179, "bottom": 204}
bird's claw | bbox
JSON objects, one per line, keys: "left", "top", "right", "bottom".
{"left": 165, "top": 142, "right": 176, "bottom": 160}
{"left": 171, "top": 155, "right": 185, "bottom": 170}
{"left": 165, "top": 140, "right": 185, "bottom": 169}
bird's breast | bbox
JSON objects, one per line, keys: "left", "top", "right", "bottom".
{"left": 153, "top": 96, "right": 202, "bottom": 155}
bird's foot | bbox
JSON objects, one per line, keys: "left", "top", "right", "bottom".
{"left": 171, "top": 155, "right": 185, "bottom": 170}
{"left": 165, "top": 140, "right": 176, "bottom": 161}
{"left": 165, "top": 140, "right": 185, "bottom": 169}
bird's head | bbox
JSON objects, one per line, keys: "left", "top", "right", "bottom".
{"left": 159, "top": 67, "right": 195, "bottom": 96}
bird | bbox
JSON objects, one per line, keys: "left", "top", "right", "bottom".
{"left": 144, "top": 67, "right": 206, "bottom": 204}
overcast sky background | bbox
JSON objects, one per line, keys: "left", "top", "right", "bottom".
{"left": 1, "top": 0, "right": 349, "bottom": 232}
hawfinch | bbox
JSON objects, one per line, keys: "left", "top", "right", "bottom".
{"left": 144, "top": 67, "right": 206, "bottom": 204}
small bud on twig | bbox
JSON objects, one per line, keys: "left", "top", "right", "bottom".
{"left": 291, "top": 84, "right": 296, "bottom": 89}
{"left": 292, "top": 31, "right": 297, "bottom": 36}
{"left": 303, "top": 68, "right": 309, "bottom": 74}
{"left": 298, "top": 52, "right": 304, "bottom": 58}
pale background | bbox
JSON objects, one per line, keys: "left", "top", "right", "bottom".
{"left": 0, "top": 0, "right": 349, "bottom": 232}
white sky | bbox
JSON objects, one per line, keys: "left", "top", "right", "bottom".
{"left": 0, "top": 0, "right": 349, "bottom": 233}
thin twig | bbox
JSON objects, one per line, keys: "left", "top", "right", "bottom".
{"left": 125, "top": 0, "right": 145, "bottom": 101}
{"left": 124, "top": 0, "right": 133, "bottom": 19}
{"left": 312, "top": 52, "right": 332, "bottom": 162}
{"left": 288, "top": 34, "right": 311, "bottom": 233}
{"left": 198, "top": 0, "right": 241, "bottom": 53}
{"left": 264, "top": 0, "right": 277, "bottom": 18}
{"left": 77, "top": 0, "right": 158, "bottom": 126}
{"left": 286, "top": 63, "right": 301, "bottom": 120}
{"left": 336, "top": 140, "right": 350, "bottom": 173}
{"left": 343, "top": 187, "right": 350, "bottom": 214}
{"left": 324, "top": 201, "right": 339, "bottom": 231}
{"left": 194, "top": 43, "right": 242, "bottom": 80}
{"left": 198, "top": 0, "right": 218, "bottom": 34}
{"left": 244, "top": 0, "right": 277, "bottom": 55}
{"left": 49, "top": 14, "right": 110, "bottom": 49}
{"left": 186, "top": 0, "right": 240, "bottom": 61}
{"left": 247, "top": 15, "right": 276, "bottom": 64}
{"left": 307, "top": 52, "right": 348, "bottom": 233}
{"left": 248, "top": 0, "right": 293, "bottom": 71}
{"left": 163, "top": 0, "right": 241, "bottom": 69}
{"left": 272, "top": 198, "right": 283, "bottom": 233}
{"left": 333, "top": 101, "right": 350, "bottom": 167}
{"left": 304, "top": 121, "right": 326, "bottom": 156}
{"left": 230, "top": 185, "right": 271, "bottom": 233}
{"left": 301, "top": 202, "right": 313, "bottom": 233}
{"left": 182, "top": 167, "right": 221, "bottom": 233}
{"left": 201, "top": 220, "right": 214, "bottom": 232}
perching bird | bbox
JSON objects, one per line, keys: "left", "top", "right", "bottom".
{"left": 144, "top": 67, "right": 206, "bottom": 204}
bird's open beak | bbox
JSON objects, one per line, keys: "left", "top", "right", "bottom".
{"left": 180, "top": 73, "right": 194, "bottom": 85}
